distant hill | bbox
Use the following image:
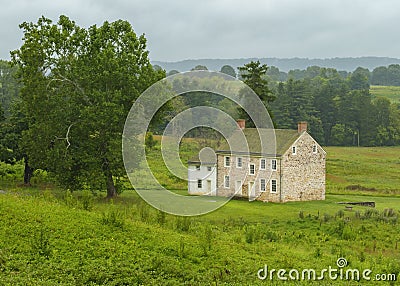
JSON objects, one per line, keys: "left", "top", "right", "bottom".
{"left": 152, "top": 57, "right": 400, "bottom": 73}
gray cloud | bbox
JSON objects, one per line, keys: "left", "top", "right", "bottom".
{"left": 1, "top": 0, "right": 399, "bottom": 61}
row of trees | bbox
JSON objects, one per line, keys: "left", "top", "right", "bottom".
{"left": 278, "top": 65, "right": 400, "bottom": 87}
{"left": 165, "top": 63, "right": 400, "bottom": 87}
{"left": 271, "top": 72, "right": 400, "bottom": 146}
{"left": 164, "top": 62, "right": 400, "bottom": 146}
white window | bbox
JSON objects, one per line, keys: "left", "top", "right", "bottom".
{"left": 236, "top": 157, "right": 243, "bottom": 168}
{"left": 196, "top": 165, "right": 200, "bottom": 171}
{"left": 224, "top": 156, "right": 230, "bottom": 167}
{"left": 197, "top": 179, "right": 202, "bottom": 188}
{"left": 313, "top": 145, "right": 317, "bottom": 154}
{"left": 207, "top": 166, "right": 212, "bottom": 171}
{"left": 270, "top": 179, "right": 277, "bottom": 193}
{"left": 224, "top": 175, "right": 230, "bottom": 188}
{"left": 249, "top": 163, "right": 255, "bottom": 175}
{"left": 260, "top": 158, "right": 266, "bottom": 170}
{"left": 271, "top": 159, "right": 277, "bottom": 171}
{"left": 292, "top": 146, "right": 296, "bottom": 155}
{"left": 260, "top": 179, "right": 266, "bottom": 192}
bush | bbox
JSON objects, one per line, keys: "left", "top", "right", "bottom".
{"left": 101, "top": 208, "right": 125, "bottom": 229}
{"left": 199, "top": 225, "right": 213, "bottom": 256}
{"left": 79, "top": 190, "right": 94, "bottom": 211}
{"left": 176, "top": 216, "right": 191, "bottom": 232}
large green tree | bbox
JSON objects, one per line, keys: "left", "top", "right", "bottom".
{"left": 11, "top": 15, "right": 164, "bottom": 197}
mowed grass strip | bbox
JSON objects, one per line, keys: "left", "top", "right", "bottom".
{"left": 325, "top": 146, "right": 400, "bottom": 195}
{"left": 370, "top": 85, "right": 400, "bottom": 102}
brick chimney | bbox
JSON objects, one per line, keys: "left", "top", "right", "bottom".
{"left": 237, "top": 119, "right": 245, "bottom": 130}
{"left": 297, "top": 121, "right": 307, "bottom": 133}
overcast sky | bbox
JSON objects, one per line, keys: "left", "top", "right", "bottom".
{"left": 1, "top": 0, "right": 399, "bottom": 62}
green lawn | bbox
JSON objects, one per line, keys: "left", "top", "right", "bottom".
{"left": 325, "top": 146, "right": 400, "bottom": 195}
{"left": 370, "top": 85, "right": 400, "bottom": 103}
{"left": 1, "top": 146, "right": 400, "bottom": 285}
{"left": 0, "top": 189, "right": 399, "bottom": 285}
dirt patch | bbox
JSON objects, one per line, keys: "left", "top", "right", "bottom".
{"left": 345, "top": 184, "right": 377, "bottom": 192}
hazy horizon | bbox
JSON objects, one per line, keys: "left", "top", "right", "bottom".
{"left": 1, "top": 1, "right": 399, "bottom": 62}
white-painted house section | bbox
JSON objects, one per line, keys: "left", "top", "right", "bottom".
{"left": 188, "top": 164, "right": 217, "bottom": 196}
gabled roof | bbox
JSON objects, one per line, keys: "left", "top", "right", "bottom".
{"left": 216, "top": 128, "right": 302, "bottom": 156}
{"left": 188, "top": 148, "right": 217, "bottom": 165}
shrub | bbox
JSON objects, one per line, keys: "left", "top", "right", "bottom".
{"left": 323, "top": 213, "right": 332, "bottom": 222}
{"left": 101, "top": 208, "right": 125, "bottom": 229}
{"left": 79, "top": 190, "right": 94, "bottom": 211}
{"left": 199, "top": 225, "right": 213, "bottom": 256}
{"left": 176, "top": 216, "right": 191, "bottom": 232}
{"left": 156, "top": 209, "right": 166, "bottom": 226}
{"left": 264, "top": 230, "right": 279, "bottom": 242}
{"left": 138, "top": 201, "right": 150, "bottom": 223}
{"left": 363, "top": 208, "right": 380, "bottom": 219}
{"left": 63, "top": 190, "right": 77, "bottom": 207}
{"left": 383, "top": 208, "right": 396, "bottom": 218}
{"left": 244, "top": 225, "right": 261, "bottom": 243}
{"left": 336, "top": 210, "right": 344, "bottom": 218}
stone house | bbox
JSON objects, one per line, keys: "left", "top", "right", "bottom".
{"left": 188, "top": 121, "right": 326, "bottom": 202}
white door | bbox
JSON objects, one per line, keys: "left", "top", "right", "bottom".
{"left": 235, "top": 180, "right": 242, "bottom": 196}
{"left": 248, "top": 181, "right": 255, "bottom": 199}
{"left": 207, "top": 180, "right": 213, "bottom": 196}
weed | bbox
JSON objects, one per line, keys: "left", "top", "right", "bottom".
{"left": 323, "top": 213, "right": 332, "bottom": 222}
{"left": 138, "top": 201, "right": 150, "bottom": 223}
{"left": 101, "top": 208, "right": 125, "bottom": 229}
{"left": 156, "top": 209, "right": 166, "bottom": 226}
{"left": 176, "top": 216, "right": 191, "bottom": 232}
{"left": 336, "top": 210, "right": 345, "bottom": 218}
{"left": 31, "top": 224, "right": 51, "bottom": 258}
{"left": 199, "top": 225, "right": 213, "bottom": 256}
{"left": 178, "top": 236, "right": 185, "bottom": 258}
{"left": 79, "top": 190, "right": 94, "bottom": 211}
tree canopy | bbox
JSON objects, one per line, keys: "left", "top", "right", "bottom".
{"left": 220, "top": 65, "right": 236, "bottom": 78}
{"left": 11, "top": 15, "right": 164, "bottom": 197}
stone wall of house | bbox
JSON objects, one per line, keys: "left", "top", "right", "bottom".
{"left": 280, "top": 133, "right": 326, "bottom": 202}
{"left": 215, "top": 132, "right": 325, "bottom": 203}
{"left": 216, "top": 154, "right": 280, "bottom": 201}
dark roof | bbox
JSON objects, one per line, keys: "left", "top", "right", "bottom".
{"left": 216, "top": 128, "right": 302, "bottom": 156}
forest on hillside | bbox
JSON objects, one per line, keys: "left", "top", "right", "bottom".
{"left": 164, "top": 63, "right": 400, "bottom": 147}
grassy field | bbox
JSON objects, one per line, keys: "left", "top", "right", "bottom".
{"left": 0, "top": 146, "right": 400, "bottom": 285}
{"left": 370, "top": 85, "right": 400, "bottom": 103}
{"left": 325, "top": 146, "right": 400, "bottom": 195}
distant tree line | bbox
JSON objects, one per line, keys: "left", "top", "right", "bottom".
{"left": 165, "top": 63, "right": 400, "bottom": 87}
{"left": 270, "top": 69, "right": 400, "bottom": 146}
{"left": 164, "top": 62, "right": 400, "bottom": 146}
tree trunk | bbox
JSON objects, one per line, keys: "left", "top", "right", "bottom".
{"left": 106, "top": 171, "right": 117, "bottom": 198}
{"left": 23, "top": 156, "right": 33, "bottom": 185}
